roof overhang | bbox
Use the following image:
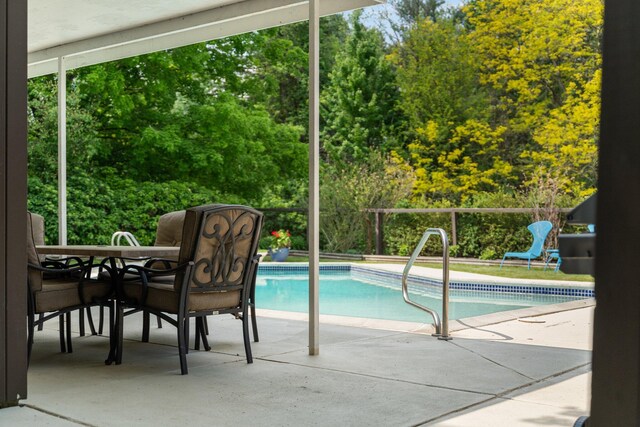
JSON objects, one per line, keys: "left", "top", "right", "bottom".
{"left": 28, "top": 0, "right": 382, "bottom": 78}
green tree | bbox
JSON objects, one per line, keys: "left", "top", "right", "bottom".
{"left": 320, "top": 152, "right": 414, "bottom": 253}
{"left": 391, "top": 17, "right": 509, "bottom": 200}
{"left": 27, "top": 31, "right": 310, "bottom": 243}
{"left": 393, "top": 0, "right": 445, "bottom": 25}
{"left": 392, "top": 18, "right": 487, "bottom": 138}
{"left": 322, "top": 10, "right": 401, "bottom": 162}
{"left": 249, "top": 15, "right": 349, "bottom": 135}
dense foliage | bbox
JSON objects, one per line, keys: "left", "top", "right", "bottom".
{"left": 28, "top": 0, "right": 602, "bottom": 258}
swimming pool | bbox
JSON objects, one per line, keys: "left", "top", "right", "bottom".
{"left": 255, "top": 265, "right": 592, "bottom": 323}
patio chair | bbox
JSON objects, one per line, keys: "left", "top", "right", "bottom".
{"left": 140, "top": 209, "right": 260, "bottom": 344}
{"left": 500, "top": 220, "right": 553, "bottom": 269}
{"left": 27, "top": 212, "right": 112, "bottom": 363}
{"left": 544, "top": 249, "right": 562, "bottom": 272}
{"left": 116, "top": 204, "right": 263, "bottom": 374}
{"left": 34, "top": 216, "right": 99, "bottom": 337}
{"left": 98, "top": 211, "right": 186, "bottom": 334}
{"left": 141, "top": 210, "right": 186, "bottom": 339}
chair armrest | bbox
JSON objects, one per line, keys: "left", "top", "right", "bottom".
{"left": 28, "top": 262, "right": 90, "bottom": 276}
{"left": 118, "top": 261, "right": 194, "bottom": 305}
{"left": 143, "top": 258, "right": 178, "bottom": 270}
{"left": 95, "top": 255, "right": 153, "bottom": 272}
{"left": 44, "top": 255, "right": 85, "bottom": 267}
{"left": 118, "top": 261, "right": 193, "bottom": 282}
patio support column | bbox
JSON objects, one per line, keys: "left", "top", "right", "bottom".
{"left": 308, "top": 0, "right": 320, "bottom": 355}
{"left": 589, "top": 0, "right": 640, "bottom": 422}
{"left": 57, "top": 56, "right": 67, "bottom": 245}
{"left": 0, "top": 0, "right": 28, "bottom": 406}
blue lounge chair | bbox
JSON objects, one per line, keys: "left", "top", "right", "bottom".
{"left": 544, "top": 249, "right": 561, "bottom": 272}
{"left": 500, "top": 220, "right": 553, "bottom": 269}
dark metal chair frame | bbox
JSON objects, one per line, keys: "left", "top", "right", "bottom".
{"left": 27, "top": 261, "right": 89, "bottom": 360}
{"left": 27, "top": 211, "right": 113, "bottom": 363}
{"left": 111, "top": 204, "right": 263, "bottom": 374}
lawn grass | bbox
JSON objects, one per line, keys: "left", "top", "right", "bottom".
{"left": 412, "top": 262, "right": 593, "bottom": 282}
{"left": 260, "top": 253, "right": 593, "bottom": 282}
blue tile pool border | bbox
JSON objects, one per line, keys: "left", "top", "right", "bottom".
{"left": 257, "top": 263, "right": 595, "bottom": 298}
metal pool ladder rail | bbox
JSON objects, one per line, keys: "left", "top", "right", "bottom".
{"left": 402, "top": 228, "right": 451, "bottom": 340}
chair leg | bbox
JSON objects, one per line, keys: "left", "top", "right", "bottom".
{"left": 65, "top": 311, "right": 73, "bottom": 354}
{"left": 184, "top": 318, "right": 190, "bottom": 354}
{"left": 142, "top": 311, "right": 150, "bottom": 342}
{"left": 59, "top": 315, "right": 66, "bottom": 353}
{"left": 86, "top": 307, "right": 97, "bottom": 335}
{"left": 27, "top": 311, "right": 35, "bottom": 366}
{"left": 156, "top": 315, "right": 162, "bottom": 329}
{"left": 500, "top": 256, "right": 506, "bottom": 269}
{"left": 115, "top": 302, "right": 124, "bottom": 365}
{"left": 242, "top": 311, "right": 253, "bottom": 364}
{"left": 177, "top": 315, "right": 188, "bottom": 375}
{"left": 194, "top": 319, "right": 201, "bottom": 351}
{"left": 79, "top": 308, "right": 85, "bottom": 337}
{"left": 98, "top": 305, "right": 105, "bottom": 335}
{"left": 250, "top": 303, "right": 259, "bottom": 343}
{"left": 37, "top": 313, "right": 44, "bottom": 331}
{"left": 105, "top": 301, "right": 117, "bottom": 365}
{"left": 195, "top": 317, "right": 210, "bottom": 351}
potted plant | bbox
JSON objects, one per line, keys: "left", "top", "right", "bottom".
{"left": 268, "top": 229, "right": 292, "bottom": 262}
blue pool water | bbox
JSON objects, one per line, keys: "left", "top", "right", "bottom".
{"left": 255, "top": 268, "right": 587, "bottom": 323}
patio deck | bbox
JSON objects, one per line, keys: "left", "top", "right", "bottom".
{"left": 2, "top": 296, "right": 592, "bottom": 426}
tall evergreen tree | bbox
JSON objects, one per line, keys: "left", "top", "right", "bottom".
{"left": 394, "top": 0, "right": 444, "bottom": 25}
{"left": 321, "top": 10, "right": 401, "bottom": 163}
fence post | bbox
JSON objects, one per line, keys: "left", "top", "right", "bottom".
{"left": 451, "top": 211, "right": 457, "bottom": 246}
{"left": 375, "top": 211, "right": 384, "bottom": 255}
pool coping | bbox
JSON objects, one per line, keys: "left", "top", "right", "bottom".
{"left": 256, "top": 298, "right": 595, "bottom": 335}
{"left": 256, "top": 262, "right": 596, "bottom": 334}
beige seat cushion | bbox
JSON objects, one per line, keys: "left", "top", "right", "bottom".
{"left": 122, "top": 281, "right": 240, "bottom": 314}
{"left": 35, "top": 279, "right": 112, "bottom": 313}
{"left": 154, "top": 210, "right": 186, "bottom": 247}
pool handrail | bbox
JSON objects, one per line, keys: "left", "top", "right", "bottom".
{"left": 402, "top": 228, "right": 451, "bottom": 340}
{"left": 110, "top": 231, "right": 140, "bottom": 247}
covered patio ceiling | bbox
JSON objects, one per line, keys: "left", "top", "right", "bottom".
{"left": 26, "top": 0, "right": 383, "bottom": 358}
{"left": 28, "top": 0, "right": 382, "bottom": 77}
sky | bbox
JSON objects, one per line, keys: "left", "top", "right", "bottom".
{"left": 362, "top": 0, "right": 466, "bottom": 21}
{"left": 354, "top": 1, "right": 466, "bottom": 41}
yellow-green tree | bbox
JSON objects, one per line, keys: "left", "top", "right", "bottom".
{"left": 524, "top": 70, "right": 601, "bottom": 198}
{"left": 408, "top": 120, "right": 513, "bottom": 201}
{"left": 465, "top": 0, "right": 603, "bottom": 198}
{"left": 391, "top": 17, "right": 514, "bottom": 201}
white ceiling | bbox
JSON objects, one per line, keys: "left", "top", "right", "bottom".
{"left": 28, "top": 0, "right": 382, "bottom": 77}
{"left": 29, "top": 0, "right": 238, "bottom": 52}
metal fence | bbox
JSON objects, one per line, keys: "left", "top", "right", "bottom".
{"left": 259, "top": 207, "right": 573, "bottom": 255}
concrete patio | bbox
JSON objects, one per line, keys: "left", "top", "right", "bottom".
{"left": 1, "top": 296, "right": 592, "bottom": 426}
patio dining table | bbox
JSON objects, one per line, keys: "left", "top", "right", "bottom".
{"left": 36, "top": 245, "right": 180, "bottom": 260}
{"left": 36, "top": 245, "right": 181, "bottom": 365}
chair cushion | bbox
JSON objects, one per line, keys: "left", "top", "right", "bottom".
{"left": 35, "top": 279, "right": 80, "bottom": 313}
{"left": 122, "top": 281, "right": 241, "bottom": 314}
{"left": 27, "top": 212, "right": 45, "bottom": 291}
{"left": 154, "top": 210, "right": 186, "bottom": 247}
{"left": 176, "top": 206, "right": 255, "bottom": 292}
{"left": 34, "top": 278, "right": 112, "bottom": 313}
{"left": 82, "top": 280, "right": 114, "bottom": 304}
{"left": 30, "top": 213, "right": 45, "bottom": 246}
